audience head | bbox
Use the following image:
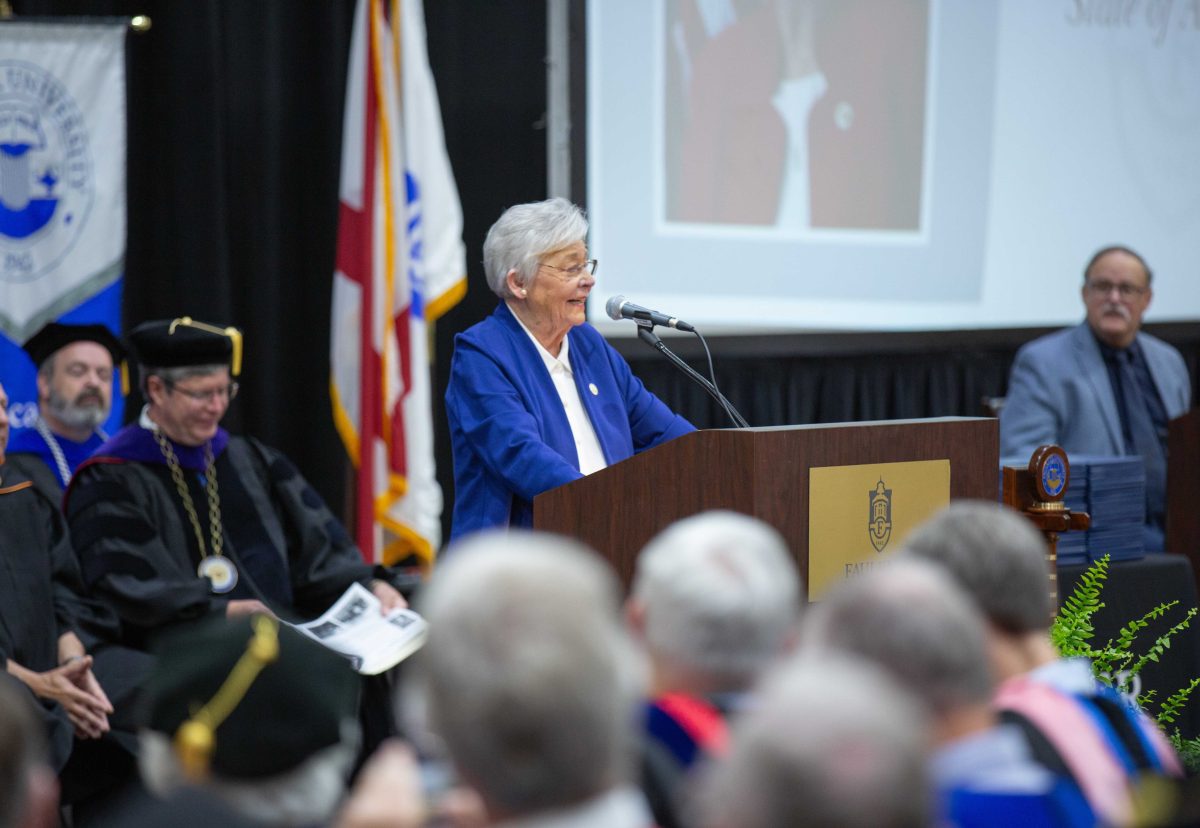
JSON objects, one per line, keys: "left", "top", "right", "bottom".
{"left": 696, "top": 654, "right": 931, "bottom": 828}
{"left": 1081, "top": 245, "right": 1153, "bottom": 349}
{"left": 415, "top": 530, "right": 641, "bottom": 820}
{"left": 0, "top": 674, "right": 58, "bottom": 828}
{"left": 139, "top": 613, "right": 360, "bottom": 826}
{"left": 482, "top": 197, "right": 589, "bottom": 300}
{"left": 127, "top": 317, "right": 242, "bottom": 446}
{"left": 629, "top": 510, "right": 801, "bottom": 692}
{"left": 23, "top": 322, "right": 123, "bottom": 438}
{"left": 900, "top": 500, "right": 1052, "bottom": 635}
{"left": 804, "top": 559, "right": 994, "bottom": 721}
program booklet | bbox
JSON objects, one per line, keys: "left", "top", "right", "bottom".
{"left": 288, "top": 582, "right": 428, "bottom": 675}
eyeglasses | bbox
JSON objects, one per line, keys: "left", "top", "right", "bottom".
{"left": 538, "top": 259, "right": 598, "bottom": 281}
{"left": 1086, "top": 279, "right": 1147, "bottom": 299}
{"left": 167, "top": 381, "right": 239, "bottom": 403}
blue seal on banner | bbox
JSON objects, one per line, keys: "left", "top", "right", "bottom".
{"left": 0, "top": 60, "right": 95, "bottom": 285}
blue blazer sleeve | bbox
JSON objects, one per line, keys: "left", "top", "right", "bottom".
{"left": 446, "top": 331, "right": 585, "bottom": 504}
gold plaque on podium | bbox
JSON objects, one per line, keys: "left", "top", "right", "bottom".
{"left": 808, "top": 459, "right": 951, "bottom": 600}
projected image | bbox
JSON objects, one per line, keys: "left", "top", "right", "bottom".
{"left": 592, "top": 2, "right": 1198, "bottom": 327}
{"left": 664, "top": 0, "right": 930, "bottom": 231}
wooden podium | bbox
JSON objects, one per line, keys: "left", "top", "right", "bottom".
{"left": 1167, "top": 408, "right": 1200, "bottom": 577}
{"left": 534, "top": 417, "right": 998, "bottom": 593}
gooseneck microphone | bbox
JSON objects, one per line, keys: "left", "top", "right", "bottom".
{"left": 606, "top": 294, "right": 749, "bottom": 428}
{"left": 605, "top": 295, "right": 696, "bottom": 333}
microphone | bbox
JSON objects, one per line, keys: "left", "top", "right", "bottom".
{"left": 606, "top": 295, "right": 695, "bottom": 332}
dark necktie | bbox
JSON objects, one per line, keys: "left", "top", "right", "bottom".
{"left": 1118, "top": 349, "right": 1167, "bottom": 527}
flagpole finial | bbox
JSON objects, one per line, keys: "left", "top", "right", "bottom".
{"left": 0, "top": 1, "right": 13, "bottom": 20}
{"left": 130, "top": 15, "right": 152, "bottom": 33}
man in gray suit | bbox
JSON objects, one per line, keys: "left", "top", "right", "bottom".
{"left": 1000, "top": 245, "right": 1191, "bottom": 548}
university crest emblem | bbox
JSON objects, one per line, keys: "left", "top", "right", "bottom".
{"left": 1041, "top": 453, "right": 1067, "bottom": 499}
{"left": 0, "top": 60, "right": 95, "bottom": 288}
{"left": 868, "top": 479, "right": 892, "bottom": 553}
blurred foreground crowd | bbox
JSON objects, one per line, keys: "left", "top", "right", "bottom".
{"left": 4, "top": 497, "right": 1199, "bottom": 828}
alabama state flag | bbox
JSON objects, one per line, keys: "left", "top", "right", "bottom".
{"left": 330, "top": 0, "right": 465, "bottom": 567}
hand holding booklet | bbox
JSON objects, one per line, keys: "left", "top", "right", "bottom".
{"left": 288, "top": 582, "right": 428, "bottom": 675}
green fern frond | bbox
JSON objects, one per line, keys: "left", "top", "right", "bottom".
{"left": 1158, "top": 679, "right": 1200, "bottom": 727}
{"left": 1053, "top": 555, "right": 1198, "bottom": 735}
{"left": 1127, "top": 608, "right": 1198, "bottom": 682}
{"left": 1169, "top": 729, "right": 1200, "bottom": 776}
{"left": 1052, "top": 556, "right": 1110, "bottom": 658}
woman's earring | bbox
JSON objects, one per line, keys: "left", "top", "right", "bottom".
{"left": 520, "top": 289, "right": 527, "bottom": 297}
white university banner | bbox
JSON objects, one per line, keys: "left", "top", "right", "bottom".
{"left": 0, "top": 21, "right": 126, "bottom": 342}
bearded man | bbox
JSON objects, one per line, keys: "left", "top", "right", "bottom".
{"left": 6, "top": 323, "right": 125, "bottom": 500}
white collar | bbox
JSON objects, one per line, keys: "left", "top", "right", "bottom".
{"left": 511, "top": 306, "right": 572, "bottom": 375}
{"left": 139, "top": 404, "right": 160, "bottom": 431}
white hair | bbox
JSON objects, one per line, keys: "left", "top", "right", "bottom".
{"left": 696, "top": 654, "right": 931, "bottom": 828}
{"left": 139, "top": 363, "right": 228, "bottom": 395}
{"left": 900, "top": 501, "right": 1053, "bottom": 634}
{"left": 481, "top": 198, "right": 588, "bottom": 299}
{"left": 138, "top": 722, "right": 359, "bottom": 826}
{"left": 804, "top": 559, "right": 994, "bottom": 717}
{"left": 632, "top": 511, "right": 801, "bottom": 688}
{"left": 415, "top": 530, "right": 643, "bottom": 817}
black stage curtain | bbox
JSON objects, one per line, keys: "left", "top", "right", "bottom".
{"left": 10, "top": 1, "right": 1200, "bottom": 545}
{"left": 617, "top": 323, "right": 1200, "bottom": 434}
{"left": 9, "top": 0, "right": 548, "bottom": 536}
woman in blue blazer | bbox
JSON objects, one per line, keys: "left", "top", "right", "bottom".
{"left": 445, "top": 199, "right": 695, "bottom": 541}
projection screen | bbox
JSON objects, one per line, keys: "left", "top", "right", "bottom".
{"left": 586, "top": 0, "right": 1200, "bottom": 335}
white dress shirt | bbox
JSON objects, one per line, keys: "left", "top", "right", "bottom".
{"left": 512, "top": 314, "right": 608, "bottom": 475}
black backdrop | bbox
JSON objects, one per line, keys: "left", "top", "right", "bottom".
{"left": 9, "top": 0, "right": 1200, "bottom": 544}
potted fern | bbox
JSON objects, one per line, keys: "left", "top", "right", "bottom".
{"left": 1051, "top": 555, "right": 1200, "bottom": 772}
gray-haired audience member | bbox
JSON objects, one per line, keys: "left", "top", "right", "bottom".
{"left": 629, "top": 510, "right": 801, "bottom": 694}
{"left": 0, "top": 674, "right": 59, "bottom": 828}
{"left": 413, "top": 530, "right": 653, "bottom": 827}
{"left": 696, "top": 655, "right": 931, "bottom": 828}
{"left": 902, "top": 500, "right": 1182, "bottom": 825}
{"left": 805, "top": 559, "right": 1095, "bottom": 826}
{"left": 804, "top": 559, "right": 995, "bottom": 726}
{"left": 627, "top": 510, "right": 801, "bottom": 828}
{"left": 901, "top": 501, "right": 1055, "bottom": 638}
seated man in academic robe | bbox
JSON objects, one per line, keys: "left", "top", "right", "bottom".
{"left": 5, "top": 322, "right": 126, "bottom": 500}
{"left": 65, "top": 317, "right": 411, "bottom": 652}
{"left": 0, "top": 380, "right": 148, "bottom": 817}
